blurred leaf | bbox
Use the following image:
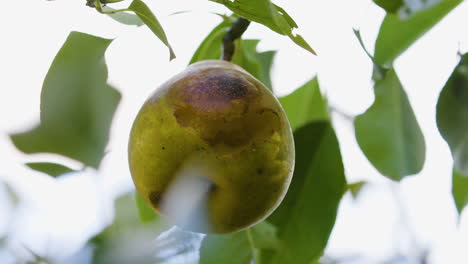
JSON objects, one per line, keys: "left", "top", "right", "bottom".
{"left": 190, "top": 20, "right": 277, "bottom": 89}
{"left": 10, "top": 32, "right": 120, "bottom": 169}
{"left": 103, "top": 6, "right": 144, "bottom": 26}
{"left": 153, "top": 227, "right": 202, "bottom": 263}
{"left": 209, "top": 0, "right": 316, "bottom": 54}
{"left": 453, "top": 169, "right": 468, "bottom": 214}
{"left": 436, "top": 54, "right": 468, "bottom": 176}
{"left": 373, "top": 0, "right": 404, "bottom": 13}
{"left": 199, "top": 231, "right": 251, "bottom": 264}
{"left": 347, "top": 181, "right": 367, "bottom": 199}
{"left": 260, "top": 121, "right": 346, "bottom": 264}
{"left": 169, "top": 10, "right": 191, "bottom": 16}
{"left": 199, "top": 222, "right": 279, "bottom": 264}
{"left": 92, "top": 192, "right": 169, "bottom": 264}
{"left": 232, "top": 39, "right": 276, "bottom": 89}
{"left": 373, "top": 0, "right": 441, "bottom": 15}
{"left": 2, "top": 181, "right": 19, "bottom": 207}
{"left": 355, "top": 69, "right": 425, "bottom": 180}
{"left": 135, "top": 191, "right": 158, "bottom": 223}
{"left": 279, "top": 77, "right": 329, "bottom": 131}
{"left": 399, "top": 0, "right": 444, "bottom": 18}
{"left": 249, "top": 221, "right": 280, "bottom": 250}
{"left": 25, "top": 162, "right": 75, "bottom": 177}
{"left": 127, "top": 0, "right": 176, "bottom": 60}
{"left": 256, "top": 50, "right": 276, "bottom": 89}
{"left": 374, "top": 0, "right": 462, "bottom": 66}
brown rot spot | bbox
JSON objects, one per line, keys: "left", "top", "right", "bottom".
{"left": 204, "top": 75, "right": 248, "bottom": 100}
{"left": 172, "top": 70, "right": 254, "bottom": 113}
{"left": 149, "top": 191, "right": 162, "bottom": 207}
{"left": 257, "top": 168, "right": 263, "bottom": 175}
{"left": 161, "top": 146, "right": 166, "bottom": 150}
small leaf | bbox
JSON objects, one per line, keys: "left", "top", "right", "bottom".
{"left": 453, "top": 169, "right": 468, "bottom": 214}
{"left": 355, "top": 68, "right": 426, "bottom": 180}
{"left": 10, "top": 32, "right": 121, "bottom": 169}
{"left": 128, "top": 0, "right": 176, "bottom": 60}
{"left": 104, "top": 6, "right": 144, "bottom": 26}
{"left": 374, "top": 0, "right": 462, "bottom": 66}
{"left": 436, "top": 54, "right": 468, "bottom": 176}
{"left": 135, "top": 191, "right": 158, "bottom": 223}
{"left": 199, "top": 222, "right": 280, "bottom": 264}
{"left": 353, "top": 29, "right": 387, "bottom": 81}
{"left": 260, "top": 121, "right": 347, "bottom": 264}
{"left": 25, "top": 162, "right": 75, "bottom": 177}
{"left": 279, "top": 77, "right": 329, "bottom": 131}
{"left": 347, "top": 181, "right": 367, "bottom": 199}
{"left": 209, "top": 0, "right": 316, "bottom": 54}
{"left": 373, "top": 0, "right": 404, "bottom": 13}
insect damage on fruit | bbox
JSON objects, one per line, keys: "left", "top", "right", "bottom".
{"left": 128, "top": 60, "right": 294, "bottom": 234}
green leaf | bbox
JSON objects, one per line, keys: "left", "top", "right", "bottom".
{"left": 103, "top": 6, "right": 144, "bottom": 26}
{"left": 190, "top": 20, "right": 277, "bottom": 89}
{"left": 209, "top": 0, "right": 316, "bottom": 54}
{"left": 10, "top": 32, "right": 121, "bottom": 169}
{"left": 190, "top": 21, "right": 231, "bottom": 64}
{"left": 279, "top": 77, "right": 329, "bottom": 131}
{"left": 135, "top": 191, "right": 158, "bottom": 223}
{"left": 199, "top": 222, "right": 280, "bottom": 264}
{"left": 373, "top": 0, "right": 404, "bottom": 13}
{"left": 436, "top": 54, "right": 468, "bottom": 176}
{"left": 355, "top": 68, "right": 426, "bottom": 180}
{"left": 374, "top": 0, "right": 462, "bottom": 66}
{"left": 347, "top": 181, "right": 367, "bottom": 199}
{"left": 260, "top": 121, "right": 346, "bottom": 264}
{"left": 453, "top": 169, "right": 468, "bottom": 214}
{"left": 127, "top": 0, "right": 176, "bottom": 60}
{"left": 25, "top": 162, "right": 75, "bottom": 178}
{"left": 232, "top": 39, "right": 276, "bottom": 89}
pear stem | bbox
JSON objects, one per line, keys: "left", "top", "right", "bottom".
{"left": 222, "top": 17, "right": 251, "bottom": 62}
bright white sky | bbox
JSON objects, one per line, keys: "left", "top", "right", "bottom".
{"left": 1, "top": 0, "right": 468, "bottom": 263}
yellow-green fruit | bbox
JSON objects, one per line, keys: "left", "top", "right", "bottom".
{"left": 128, "top": 60, "right": 294, "bottom": 234}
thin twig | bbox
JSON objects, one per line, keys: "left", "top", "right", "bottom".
{"left": 222, "top": 17, "right": 251, "bottom": 61}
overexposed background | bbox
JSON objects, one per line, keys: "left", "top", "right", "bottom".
{"left": 1, "top": 0, "right": 468, "bottom": 263}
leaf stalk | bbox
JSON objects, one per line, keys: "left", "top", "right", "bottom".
{"left": 222, "top": 17, "right": 251, "bottom": 61}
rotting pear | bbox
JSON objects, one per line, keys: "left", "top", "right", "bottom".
{"left": 128, "top": 60, "right": 294, "bottom": 234}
